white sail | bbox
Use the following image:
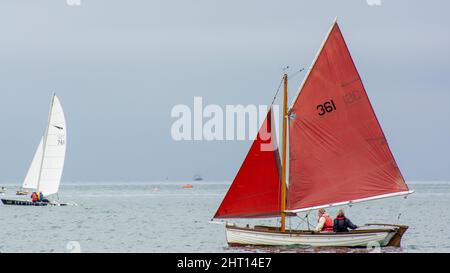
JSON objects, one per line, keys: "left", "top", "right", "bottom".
{"left": 37, "top": 95, "right": 67, "bottom": 196}
{"left": 22, "top": 138, "right": 44, "bottom": 190}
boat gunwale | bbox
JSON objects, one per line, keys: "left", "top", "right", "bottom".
{"left": 226, "top": 224, "right": 400, "bottom": 236}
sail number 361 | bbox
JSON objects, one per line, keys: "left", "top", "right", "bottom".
{"left": 317, "top": 100, "right": 337, "bottom": 116}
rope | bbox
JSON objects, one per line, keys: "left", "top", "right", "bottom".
{"left": 289, "top": 68, "right": 306, "bottom": 79}
{"left": 294, "top": 215, "right": 308, "bottom": 230}
{"left": 270, "top": 76, "right": 285, "bottom": 105}
{"left": 396, "top": 194, "right": 409, "bottom": 223}
{"left": 306, "top": 211, "right": 312, "bottom": 231}
{"left": 294, "top": 211, "right": 312, "bottom": 231}
{"left": 270, "top": 67, "right": 305, "bottom": 105}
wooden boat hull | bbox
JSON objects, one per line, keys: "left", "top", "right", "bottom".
{"left": 1, "top": 199, "right": 68, "bottom": 206}
{"left": 225, "top": 224, "right": 408, "bottom": 248}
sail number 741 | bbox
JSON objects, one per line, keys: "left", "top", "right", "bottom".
{"left": 317, "top": 100, "right": 337, "bottom": 116}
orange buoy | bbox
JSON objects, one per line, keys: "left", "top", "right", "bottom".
{"left": 182, "top": 184, "right": 193, "bottom": 189}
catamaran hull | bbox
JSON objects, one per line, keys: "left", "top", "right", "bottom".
{"left": 1, "top": 199, "right": 69, "bottom": 206}
{"left": 225, "top": 224, "right": 407, "bottom": 248}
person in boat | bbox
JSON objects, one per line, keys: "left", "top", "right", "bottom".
{"left": 31, "top": 192, "right": 38, "bottom": 203}
{"left": 38, "top": 192, "right": 50, "bottom": 203}
{"left": 315, "top": 208, "right": 334, "bottom": 232}
{"left": 333, "top": 209, "right": 358, "bottom": 232}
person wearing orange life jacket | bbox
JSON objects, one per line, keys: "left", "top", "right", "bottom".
{"left": 31, "top": 192, "right": 38, "bottom": 203}
{"left": 315, "top": 208, "right": 333, "bottom": 232}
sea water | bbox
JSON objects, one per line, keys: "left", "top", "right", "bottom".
{"left": 0, "top": 181, "right": 448, "bottom": 253}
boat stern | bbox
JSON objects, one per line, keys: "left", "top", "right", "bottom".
{"left": 386, "top": 225, "right": 408, "bottom": 247}
{"left": 365, "top": 223, "right": 409, "bottom": 247}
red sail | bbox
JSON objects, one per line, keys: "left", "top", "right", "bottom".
{"left": 214, "top": 109, "right": 282, "bottom": 218}
{"left": 287, "top": 21, "right": 409, "bottom": 212}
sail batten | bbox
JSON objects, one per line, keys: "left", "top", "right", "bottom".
{"left": 287, "top": 21, "right": 409, "bottom": 212}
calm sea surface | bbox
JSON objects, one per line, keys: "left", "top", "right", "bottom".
{"left": 0, "top": 181, "right": 448, "bottom": 253}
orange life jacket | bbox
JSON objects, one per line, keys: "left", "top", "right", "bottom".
{"left": 322, "top": 214, "right": 334, "bottom": 231}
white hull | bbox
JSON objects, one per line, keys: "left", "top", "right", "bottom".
{"left": 225, "top": 224, "right": 406, "bottom": 248}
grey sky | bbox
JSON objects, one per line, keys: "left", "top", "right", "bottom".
{"left": 0, "top": 0, "right": 449, "bottom": 183}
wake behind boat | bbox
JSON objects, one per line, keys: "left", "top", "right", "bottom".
{"left": 212, "top": 18, "right": 412, "bottom": 248}
{"left": 1, "top": 94, "right": 73, "bottom": 207}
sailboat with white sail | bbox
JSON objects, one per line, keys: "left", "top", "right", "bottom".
{"left": 2, "top": 94, "right": 70, "bottom": 206}
{"left": 212, "top": 19, "right": 413, "bottom": 248}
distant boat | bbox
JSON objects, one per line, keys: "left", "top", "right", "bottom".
{"left": 16, "top": 189, "right": 29, "bottom": 195}
{"left": 182, "top": 184, "right": 193, "bottom": 189}
{"left": 212, "top": 19, "right": 413, "bottom": 248}
{"left": 193, "top": 174, "right": 203, "bottom": 181}
{"left": 1, "top": 94, "right": 71, "bottom": 206}
{"left": 0, "top": 187, "right": 6, "bottom": 194}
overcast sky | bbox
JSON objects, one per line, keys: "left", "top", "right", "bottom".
{"left": 0, "top": 0, "right": 448, "bottom": 183}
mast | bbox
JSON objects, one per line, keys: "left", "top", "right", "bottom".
{"left": 36, "top": 93, "right": 55, "bottom": 194}
{"left": 280, "top": 74, "right": 288, "bottom": 232}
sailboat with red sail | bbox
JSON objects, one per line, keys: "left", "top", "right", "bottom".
{"left": 212, "top": 19, "right": 413, "bottom": 247}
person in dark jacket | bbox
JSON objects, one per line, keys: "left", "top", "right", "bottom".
{"left": 333, "top": 209, "right": 358, "bottom": 232}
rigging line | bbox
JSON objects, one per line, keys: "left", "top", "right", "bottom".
{"left": 306, "top": 211, "right": 312, "bottom": 231}
{"left": 270, "top": 67, "right": 306, "bottom": 106}
{"left": 396, "top": 194, "right": 409, "bottom": 223}
{"left": 289, "top": 68, "right": 306, "bottom": 79}
{"left": 270, "top": 75, "right": 285, "bottom": 105}
{"left": 294, "top": 214, "right": 309, "bottom": 230}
